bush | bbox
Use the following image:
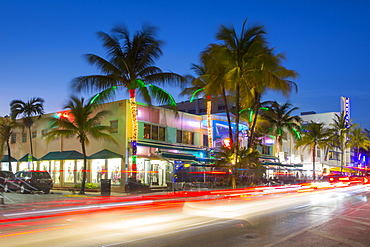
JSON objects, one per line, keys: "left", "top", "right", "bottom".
{"left": 73, "top": 183, "right": 99, "bottom": 189}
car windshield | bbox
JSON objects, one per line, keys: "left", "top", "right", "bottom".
{"left": 32, "top": 172, "right": 51, "bottom": 179}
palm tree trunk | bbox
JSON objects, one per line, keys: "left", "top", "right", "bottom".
{"left": 28, "top": 126, "right": 33, "bottom": 169}
{"left": 6, "top": 139, "right": 12, "bottom": 172}
{"left": 233, "top": 83, "right": 240, "bottom": 166}
{"left": 340, "top": 139, "right": 345, "bottom": 173}
{"left": 221, "top": 86, "right": 233, "bottom": 144}
{"left": 312, "top": 145, "right": 316, "bottom": 181}
{"left": 247, "top": 93, "right": 261, "bottom": 149}
{"left": 79, "top": 141, "right": 87, "bottom": 195}
{"left": 129, "top": 89, "right": 138, "bottom": 179}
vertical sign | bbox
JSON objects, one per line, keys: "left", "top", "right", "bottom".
{"left": 340, "top": 96, "right": 350, "bottom": 127}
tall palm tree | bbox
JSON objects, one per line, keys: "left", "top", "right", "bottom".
{"left": 261, "top": 101, "right": 301, "bottom": 157}
{"left": 330, "top": 111, "right": 354, "bottom": 172}
{"left": 44, "top": 96, "right": 117, "bottom": 194}
{"left": 207, "top": 20, "right": 266, "bottom": 164}
{"left": 72, "top": 24, "right": 185, "bottom": 177}
{"left": 0, "top": 116, "right": 21, "bottom": 171}
{"left": 209, "top": 20, "right": 297, "bottom": 164}
{"left": 10, "top": 97, "right": 44, "bottom": 164}
{"left": 245, "top": 50, "right": 298, "bottom": 149}
{"left": 180, "top": 56, "right": 229, "bottom": 148}
{"left": 295, "top": 121, "right": 333, "bottom": 180}
{"left": 347, "top": 126, "right": 370, "bottom": 167}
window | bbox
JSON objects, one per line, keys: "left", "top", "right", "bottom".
{"left": 42, "top": 129, "right": 48, "bottom": 137}
{"left": 218, "top": 105, "right": 226, "bottom": 111}
{"left": 328, "top": 151, "right": 340, "bottom": 160}
{"left": 32, "top": 130, "right": 37, "bottom": 138}
{"left": 177, "top": 130, "right": 194, "bottom": 145}
{"left": 203, "top": 135, "right": 208, "bottom": 147}
{"left": 110, "top": 120, "right": 118, "bottom": 133}
{"left": 22, "top": 133, "right": 27, "bottom": 143}
{"left": 143, "top": 124, "right": 165, "bottom": 141}
{"left": 199, "top": 108, "right": 207, "bottom": 114}
{"left": 316, "top": 147, "right": 321, "bottom": 158}
{"left": 262, "top": 145, "right": 271, "bottom": 155}
{"left": 11, "top": 134, "right": 16, "bottom": 144}
{"left": 188, "top": 108, "right": 196, "bottom": 114}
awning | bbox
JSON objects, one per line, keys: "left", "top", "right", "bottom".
{"left": 40, "top": 151, "right": 61, "bottom": 160}
{"left": 18, "top": 153, "right": 38, "bottom": 162}
{"left": 262, "top": 161, "right": 293, "bottom": 168}
{"left": 138, "top": 140, "right": 207, "bottom": 152}
{"left": 88, "top": 149, "right": 123, "bottom": 159}
{"left": 259, "top": 154, "right": 279, "bottom": 160}
{"left": 40, "top": 151, "right": 84, "bottom": 160}
{"left": 159, "top": 151, "right": 196, "bottom": 161}
{"left": 1, "top": 155, "right": 17, "bottom": 162}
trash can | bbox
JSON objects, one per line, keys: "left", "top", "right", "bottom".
{"left": 101, "top": 179, "right": 111, "bottom": 196}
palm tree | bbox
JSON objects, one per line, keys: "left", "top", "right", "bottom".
{"left": 347, "top": 126, "right": 370, "bottom": 168}
{"left": 72, "top": 24, "right": 185, "bottom": 177}
{"left": 208, "top": 20, "right": 297, "bottom": 164}
{"left": 0, "top": 116, "right": 21, "bottom": 171}
{"left": 180, "top": 55, "right": 230, "bottom": 148}
{"left": 205, "top": 20, "right": 265, "bottom": 165}
{"left": 44, "top": 96, "right": 117, "bottom": 194}
{"left": 295, "top": 121, "right": 333, "bottom": 180}
{"left": 214, "top": 144, "right": 262, "bottom": 188}
{"left": 330, "top": 111, "right": 354, "bottom": 172}
{"left": 10, "top": 97, "right": 44, "bottom": 165}
{"left": 245, "top": 50, "right": 298, "bottom": 149}
{"left": 261, "top": 101, "right": 301, "bottom": 157}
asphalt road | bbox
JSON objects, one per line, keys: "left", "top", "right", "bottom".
{"left": 0, "top": 185, "right": 369, "bottom": 247}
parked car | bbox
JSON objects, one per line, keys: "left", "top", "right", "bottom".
{"left": 4, "top": 171, "right": 53, "bottom": 194}
{"left": 0, "top": 171, "right": 14, "bottom": 190}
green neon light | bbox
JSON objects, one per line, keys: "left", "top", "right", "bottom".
{"left": 90, "top": 86, "right": 117, "bottom": 104}
{"left": 249, "top": 110, "right": 253, "bottom": 122}
{"left": 292, "top": 128, "right": 301, "bottom": 139}
{"left": 190, "top": 88, "right": 205, "bottom": 102}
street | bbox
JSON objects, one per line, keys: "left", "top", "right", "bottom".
{"left": 0, "top": 185, "right": 370, "bottom": 246}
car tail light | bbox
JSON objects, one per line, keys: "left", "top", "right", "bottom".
{"left": 339, "top": 177, "right": 349, "bottom": 181}
{"left": 329, "top": 178, "right": 334, "bottom": 181}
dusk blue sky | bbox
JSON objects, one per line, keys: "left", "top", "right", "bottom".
{"left": 1, "top": 1, "right": 370, "bottom": 129}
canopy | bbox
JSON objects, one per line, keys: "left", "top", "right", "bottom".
{"left": 40, "top": 151, "right": 84, "bottom": 160}
{"left": 87, "top": 149, "right": 123, "bottom": 159}
{"left": 18, "top": 153, "right": 38, "bottom": 162}
{"left": 1, "top": 155, "right": 17, "bottom": 162}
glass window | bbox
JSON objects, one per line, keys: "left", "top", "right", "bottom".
{"left": 144, "top": 124, "right": 151, "bottom": 139}
{"left": 158, "top": 127, "right": 165, "bottom": 141}
{"left": 177, "top": 130, "right": 194, "bottom": 145}
{"left": 218, "top": 105, "right": 226, "bottom": 111}
{"left": 143, "top": 124, "right": 165, "bottom": 141}
{"left": 199, "top": 108, "right": 207, "bottom": 113}
{"left": 11, "top": 133, "right": 16, "bottom": 144}
{"left": 188, "top": 108, "right": 196, "bottom": 114}
{"left": 42, "top": 129, "right": 48, "bottom": 136}
{"left": 110, "top": 120, "right": 118, "bottom": 133}
{"left": 152, "top": 125, "right": 158, "bottom": 140}
{"left": 22, "top": 133, "right": 27, "bottom": 143}
{"left": 177, "top": 130, "right": 182, "bottom": 143}
{"left": 32, "top": 130, "right": 37, "bottom": 138}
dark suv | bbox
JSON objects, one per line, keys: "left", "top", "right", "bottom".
{"left": 4, "top": 171, "right": 53, "bottom": 194}
{"left": 0, "top": 171, "right": 14, "bottom": 190}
